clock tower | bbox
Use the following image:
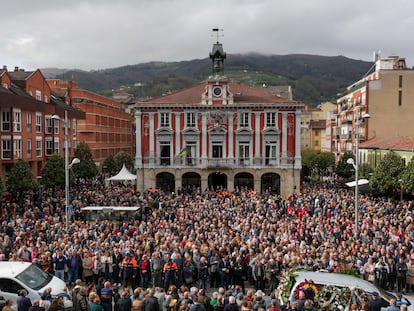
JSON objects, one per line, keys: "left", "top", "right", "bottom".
{"left": 210, "top": 41, "right": 226, "bottom": 74}
{"left": 204, "top": 31, "right": 232, "bottom": 105}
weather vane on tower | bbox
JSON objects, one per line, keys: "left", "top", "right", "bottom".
{"left": 212, "top": 27, "right": 224, "bottom": 43}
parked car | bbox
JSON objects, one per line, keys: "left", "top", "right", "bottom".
{"left": 277, "top": 270, "right": 410, "bottom": 310}
{"left": 0, "top": 262, "right": 69, "bottom": 310}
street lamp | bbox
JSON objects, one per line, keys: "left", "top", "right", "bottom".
{"left": 347, "top": 112, "right": 370, "bottom": 238}
{"left": 399, "top": 179, "right": 403, "bottom": 203}
{"left": 53, "top": 112, "right": 80, "bottom": 232}
{"left": 64, "top": 110, "right": 80, "bottom": 232}
{"left": 51, "top": 115, "right": 60, "bottom": 155}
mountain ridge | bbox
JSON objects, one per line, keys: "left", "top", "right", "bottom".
{"left": 41, "top": 53, "right": 373, "bottom": 105}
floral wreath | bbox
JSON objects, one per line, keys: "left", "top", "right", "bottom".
{"left": 317, "top": 285, "right": 369, "bottom": 309}
{"left": 295, "top": 279, "right": 320, "bottom": 301}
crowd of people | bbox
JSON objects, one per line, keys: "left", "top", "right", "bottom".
{"left": 0, "top": 177, "right": 414, "bottom": 311}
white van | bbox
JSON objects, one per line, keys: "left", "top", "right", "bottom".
{"left": 0, "top": 262, "right": 68, "bottom": 309}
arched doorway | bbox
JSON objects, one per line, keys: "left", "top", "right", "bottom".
{"left": 208, "top": 172, "right": 227, "bottom": 190}
{"left": 155, "top": 172, "right": 175, "bottom": 192}
{"left": 261, "top": 173, "right": 281, "bottom": 194}
{"left": 182, "top": 172, "right": 201, "bottom": 193}
{"left": 234, "top": 172, "right": 254, "bottom": 191}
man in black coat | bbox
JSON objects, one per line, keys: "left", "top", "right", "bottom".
{"left": 143, "top": 288, "right": 159, "bottom": 311}
{"left": 396, "top": 256, "right": 408, "bottom": 293}
{"left": 367, "top": 292, "right": 388, "bottom": 311}
{"left": 116, "top": 288, "right": 132, "bottom": 311}
{"left": 218, "top": 254, "right": 231, "bottom": 290}
{"left": 17, "top": 290, "right": 32, "bottom": 311}
{"left": 223, "top": 296, "right": 239, "bottom": 311}
{"left": 28, "top": 300, "right": 45, "bottom": 311}
{"left": 232, "top": 256, "right": 246, "bottom": 294}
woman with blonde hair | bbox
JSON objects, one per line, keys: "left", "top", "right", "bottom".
{"left": 2, "top": 299, "right": 13, "bottom": 311}
{"left": 90, "top": 296, "right": 103, "bottom": 311}
{"left": 243, "top": 290, "right": 254, "bottom": 303}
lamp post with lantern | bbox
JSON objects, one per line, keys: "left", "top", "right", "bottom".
{"left": 347, "top": 112, "right": 370, "bottom": 238}
{"left": 52, "top": 111, "right": 80, "bottom": 232}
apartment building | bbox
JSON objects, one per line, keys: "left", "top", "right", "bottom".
{"left": 0, "top": 66, "right": 84, "bottom": 179}
{"left": 329, "top": 55, "right": 414, "bottom": 162}
{"left": 48, "top": 80, "right": 134, "bottom": 168}
{"left": 301, "top": 102, "right": 336, "bottom": 151}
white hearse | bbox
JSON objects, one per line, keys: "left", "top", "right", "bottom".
{"left": 277, "top": 270, "right": 410, "bottom": 310}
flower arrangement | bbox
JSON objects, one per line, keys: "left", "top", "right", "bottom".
{"left": 276, "top": 267, "right": 305, "bottom": 302}
{"left": 276, "top": 270, "right": 296, "bottom": 302}
{"left": 295, "top": 279, "right": 320, "bottom": 301}
{"left": 276, "top": 269, "right": 369, "bottom": 310}
{"left": 317, "top": 285, "right": 368, "bottom": 310}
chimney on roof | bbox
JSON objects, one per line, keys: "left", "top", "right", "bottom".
{"left": 14, "top": 66, "right": 19, "bottom": 71}
{"left": 2, "top": 65, "right": 7, "bottom": 71}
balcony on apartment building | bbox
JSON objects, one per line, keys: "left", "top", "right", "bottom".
{"left": 332, "top": 126, "right": 340, "bottom": 140}
{"left": 341, "top": 132, "right": 353, "bottom": 140}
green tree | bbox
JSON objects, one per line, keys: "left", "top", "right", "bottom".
{"left": 41, "top": 153, "right": 65, "bottom": 189}
{"left": 7, "top": 159, "right": 38, "bottom": 201}
{"left": 0, "top": 175, "right": 4, "bottom": 193}
{"left": 114, "top": 151, "right": 134, "bottom": 172}
{"left": 0, "top": 175, "right": 4, "bottom": 203}
{"left": 359, "top": 163, "right": 373, "bottom": 179}
{"left": 72, "top": 142, "right": 98, "bottom": 179}
{"left": 314, "top": 151, "right": 335, "bottom": 176}
{"left": 102, "top": 155, "right": 117, "bottom": 175}
{"left": 335, "top": 151, "right": 355, "bottom": 179}
{"left": 301, "top": 149, "right": 335, "bottom": 179}
{"left": 400, "top": 157, "right": 414, "bottom": 195}
{"left": 301, "top": 149, "right": 318, "bottom": 178}
{"left": 370, "top": 152, "right": 405, "bottom": 196}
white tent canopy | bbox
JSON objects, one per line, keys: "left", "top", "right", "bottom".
{"left": 106, "top": 164, "right": 136, "bottom": 182}
{"left": 345, "top": 179, "right": 369, "bottom": 187}
{"left": 346, "top": 178, "right": 371, "bottom": 193}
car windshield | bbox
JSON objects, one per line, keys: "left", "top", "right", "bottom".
{"left": 16, "top": 264, "right": 53, "bottom": 290}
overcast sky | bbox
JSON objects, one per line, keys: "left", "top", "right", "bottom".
{"left": 2, "top": 0, "right": 414, "bottom": 71}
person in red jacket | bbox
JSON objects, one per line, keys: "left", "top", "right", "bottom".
{"left": 140, "top": 254, "right": 151, "bottom": 289}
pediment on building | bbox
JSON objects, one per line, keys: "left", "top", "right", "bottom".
{"left": 262, "top": 127, "right": 281, "bottom": 136}
{"left": 182, "top": 127, "right": 200, "bottom": 135}
{"left": 182, "top": 127, "right": 200, "bottom": 140}
{"left": 208, "top": 125, "right": 227, "bottom": 136}
{"left": 235, "top": 128, "right": 253, "bottom": 136}
{"left": 156, "top": 128, "right": 174, "bottom": 137}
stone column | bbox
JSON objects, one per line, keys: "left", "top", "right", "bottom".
{"left": 149, "top": 112, "right": 155, "bottom": 165}
{"left": 201, "top": 112, "right": 207, "bottom": 166}
{"left": 135, "top": 111, "right": 142, "bottom": 168}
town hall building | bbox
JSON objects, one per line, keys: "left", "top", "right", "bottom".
{"left": 134, "top": 40, "right": 303, "bottom": 197}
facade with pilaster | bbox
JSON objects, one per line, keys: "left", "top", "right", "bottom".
{"left": 134, "top": 42, "right": 303, "bottom": 197}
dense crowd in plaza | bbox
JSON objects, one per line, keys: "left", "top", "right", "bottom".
{"left": 1, "top": 177, "right": 414, "bottom": 311}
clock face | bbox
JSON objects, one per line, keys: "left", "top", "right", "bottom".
{"left": 213, "top": 86, "right": 222, "bottom": 97}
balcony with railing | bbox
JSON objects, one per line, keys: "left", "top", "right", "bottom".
{"left": 207, "top": 158, "right": 235, "bottom": 168}
{"left": 160, "top": 156, "right": 171, "bottom": 166}
{"left": 141, "top": 154, "right": 290, "bottom": 169}
{"left": 238, "top": 158, "right": 251, "bottom": 166}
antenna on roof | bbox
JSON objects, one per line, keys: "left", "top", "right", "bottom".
{"left": 212, "top": 27, "right": 224, "bottom": 43}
